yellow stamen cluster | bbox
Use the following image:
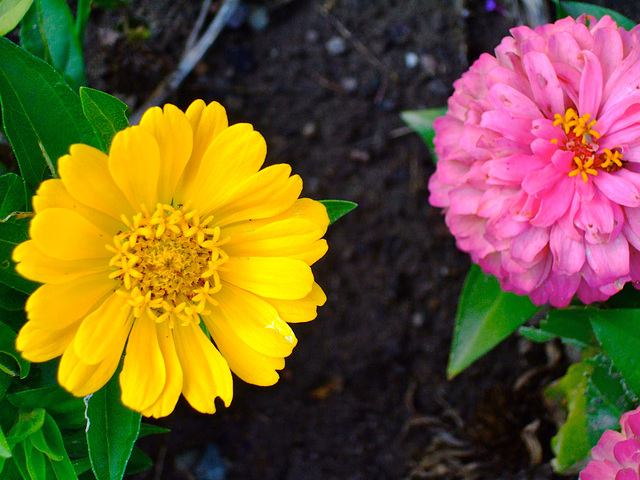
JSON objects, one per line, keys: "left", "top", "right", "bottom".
{"left": 107, "top": 203, "right": 228, "bottom": 327}
{"left": 551, "top": 108, "right": 624, "bottom": 182}
{"left": 553, "top": 108, "right": 600, "bottom": 143}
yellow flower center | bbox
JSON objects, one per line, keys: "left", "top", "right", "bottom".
{"left": 552, "top": 108, "right": 623, "bottom": 182}
{"left": 107, "top": 203, "right": 228, "bottom": 327}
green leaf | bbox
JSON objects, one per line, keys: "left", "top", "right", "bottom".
{"left": 79, "top": 87, "right": 129, "bottom": 152}
{"left": 590, "top": 308, "right": 640, "bottom": 397}
{"left": 538, "top": 307, "right": 595, "bottom": 349}
{"left": 0, "top": 0, "right": 34, "bottom": 35}
{"left": 74, "top": 0, "right": 91, "bottom": 45}
{"left": 7, "top": 408, "right": 45, "bottom": 445}
{"left": 545, "top": 360, "right": 594, "bottom": 472}
{"left": 137, "top": 423, "right": 169, "bottom": 439}
{"left": 0, "top": 284, "right": 27, "bottom": 311}
{"left": 400, "top": 107, "right": 447, "bottom": 161}
{"left": 33, "top": 413, "right": 78, "bottom": 479}
{"left": 7, "top": 385, "right": 85, "bottom": 428}
{"left": 20, "top": 0, "right": 86, "bottom": 90}
{"left": 0, "top": 214, "right": 38, "bottom": 295}
{"left": 85, "top": 372, "right": 141, "bottom": 480}
{"left": 15, "top": 439, "right": 47, "bottom": 480}
{"left": 0, "top": 424, "right": 11, "bottom": 459}
{"left": 318, "top": 200, "right": 357, "bottom": 225}
{"left": 0, "top": 320, "right": 30, "bottom": 378}
{"left": 0, "top": 370, "right": 11, "bottom": 398}
{"left": 447, "top": 263, "right": 541, "bottom": 377}
{"left": 0, "top": 35, "right": 99, "bottom": 199}
{"left": 553, "top": 1, "right": 637, "bottom": 30}
{"left": 0, "top": 173, "right": 26, "bottom": 218}
{"left": 123, "top": 447, "right": 151, "bottom": 476}
{"left": 518, "top": 325, "right": 556, "bottom": 343}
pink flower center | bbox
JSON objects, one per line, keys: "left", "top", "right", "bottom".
{"left": 551, "top": 108, "right": 624, "bottom": 182}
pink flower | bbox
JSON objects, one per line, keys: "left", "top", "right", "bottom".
{"left": 580, "top": 406, "right": 640, "bottom": 480}
{"left": 429, "top": 15, "right": 640, "bottom": 307}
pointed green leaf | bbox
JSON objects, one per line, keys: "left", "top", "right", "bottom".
{"left": 0, "top": 424, "right": 10, "bottom": 459}
{"left": 0, "top": 320, "right": 29, "bottom": 378}
{"left": 0, "top": 214, "right": 38, "bottom": 294}
{"left": 400, "top": 107, "right": 447, "bottom": 161}
{"left": 0, "top": 35, "right": 99, "bottom": 199}
{"left": 538, "top": 307, "right": 595, "bottom": 349}
{"left": 85, "top": 372, "right": 141, "bottom": 480}
{"left": 0, "top": 173, "right": 26, "bottom": 217}
{"left": 318, "top": 200, "right": 357, "bottom": 225}
{"left": 79, "top": 87, "right": 129, "bottom": 152}
{"left": 590, "top": 308, "right": 640, "bottom": 397}
{"left": 137, "top": 423, "right": 169, "bottom": 439}
{"left": 0, "top": 0, "right": 34, "bottom": 35}
{"left": 123, "top": 447, "right": 152, "bottom": 476}
{"left": 545, "top": 361, "right": 595, "bottom": 472}
{"left": 447, "top": 264, "right": 540, "bottom": 377}
{"left": 7, "top": 409, "right": 45, "bottom": 445}
{"left": 20, "top": 0, "right": 86, "bottom": 90}
{"left": 554, "top": 1, "right": 636, "bottom": 30}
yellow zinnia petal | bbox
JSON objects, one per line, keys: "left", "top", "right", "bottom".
{"left": 58, "top": 144, "right": 135, "bottom": 220}
{"left": 30, "top": 208, "right": 112, "bottom": 260}
{"left": 108, "top": 126, "right": 160, "bottom": 210}
{"left": 181, "top": 124, "right": 266, "bottom": 211}
{"left": 263, "top": 282, "right": 327, "bottom": 323}
{"left": 214, "top": 283, "right": 297, "bottom": 357}
{"left": 223, "top": 218, "right": 328, "bottom": 265}
{"left": 141, "top": 321, "right": 183, "bottom": 418}
{"left": 58, "top": 339, "right": 124, "bottom": 397}
{"left": 176, "top": 100, "right": 229, "bottom": 198}
{"left": 33, "top": 179, "right": 123, "bottom": 234}
{"left": 25, "top": 271, "right": 116, "bottom": 331}
{"left": 16, "top": 319, "right": 81, "bottom": 363}
{"left": 139, "top": 104, "right": 193, "bottom": 204}
{"left": 73, "top": 293, "right": 133, "bottom": 365}
{"left": 13, "top": 241, "right": 107, "bottom": 284}
{"left": 208, "top": 164, "right": 302, "bottom": 226}
{"left": 173, "top": 322, "right": 232, "bottom": 413}
{"left": 120, "top": 312, "right": 166, "bottom": 412}
{"left": 220, "top": 257, "right": 313, "bottom": 299}
{"left": 204, "top": 312, "right": 284, "bottom": 386}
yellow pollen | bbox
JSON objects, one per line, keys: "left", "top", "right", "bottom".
{"left": 108, "top": 203, "right": 229, "bottom": 327}
{"left": 552, "top": 108, "right": 625, "bottom": 182}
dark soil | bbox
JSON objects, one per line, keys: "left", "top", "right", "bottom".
{"left": 79, "top": 0, "right": 640, "bottom": 479}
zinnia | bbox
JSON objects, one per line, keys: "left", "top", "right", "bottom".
{"left": 13, "top": 100, "right": 329, "bottom": 417}
{"left": 580, "top": 406, "right": 640, "bottom": 480}
{"left": 429, "top": 15, "right": 640, "bottom": 307}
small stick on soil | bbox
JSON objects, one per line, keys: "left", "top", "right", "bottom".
{"left": 130, "top": 0, "right": 238, "bottom": 124}
{"left": 315, "top": 3, "right": 398, "bottom": 83}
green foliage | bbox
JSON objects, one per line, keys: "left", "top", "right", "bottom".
{"left": 85, "top": 373, "right": 142, "bottom": 480}
{"left": 552, "top": 0, "right": 637, "bottom": 30}
{"left": 447, "top": 264, "right": 540, "bottom": 377}
{"left": 80, "top": 88, "right": 129, "bottom": 152}
{"left": 20, "top": 0, "right": 86, "bottom": 90}
{"left": 545, "top": 354, "right": 635, "bottom": 472}
{"left": 0, "top": 320, "right": 29, "bottom": 378}
{"left": 590, "top": 308, "right": 640, "bottom": 398}
{"left": 0, "top": 0, "right": 33, "bottom": 35}
{"left": 400, "top": 107, "right": 447, "bottom": 161}
{"left": 0, "top": 36, "right": 99, "bottom": 199}
{"left": 319, "top": 200, "right": 357, "bottom": 225}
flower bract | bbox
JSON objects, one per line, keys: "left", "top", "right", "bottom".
{"left": 580, "top": 406, "right": 640, "bottom": 480}
{"left": 14, "top": 100, "right": 329, "bottom": 417}
{"left": 429, "top": 15, "right": 640, "bottom": 306}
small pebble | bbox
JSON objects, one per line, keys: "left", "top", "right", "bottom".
{"left": 302, "top": 122, "right": 317, "bottom": 137}
{"left": 305, "top": 29, "right": 319, "bottom": 44}
{"left": 420, "top": 54, "right": 438, "bottom": 77}
{"left": 340, "top": 76, "right": 358, "bottom": 92}
{"left": 405, "top": 52, "right": 419, "bottom": 69}
{"left": 248, "top": 5, "right": 269, "bottom": 32}
{"left": 194, "top": 444, "right": 226, "bottom": 480}
{"left": 326, "top": 36, "right": 347, "bottom": 56}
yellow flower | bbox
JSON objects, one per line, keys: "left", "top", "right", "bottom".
{"left": 13, "top": 100, "right": 329, "bottom": 418}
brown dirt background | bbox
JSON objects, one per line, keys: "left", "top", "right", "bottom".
{"left": 78, "top": 0, "right": 640, "bottom": 479}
